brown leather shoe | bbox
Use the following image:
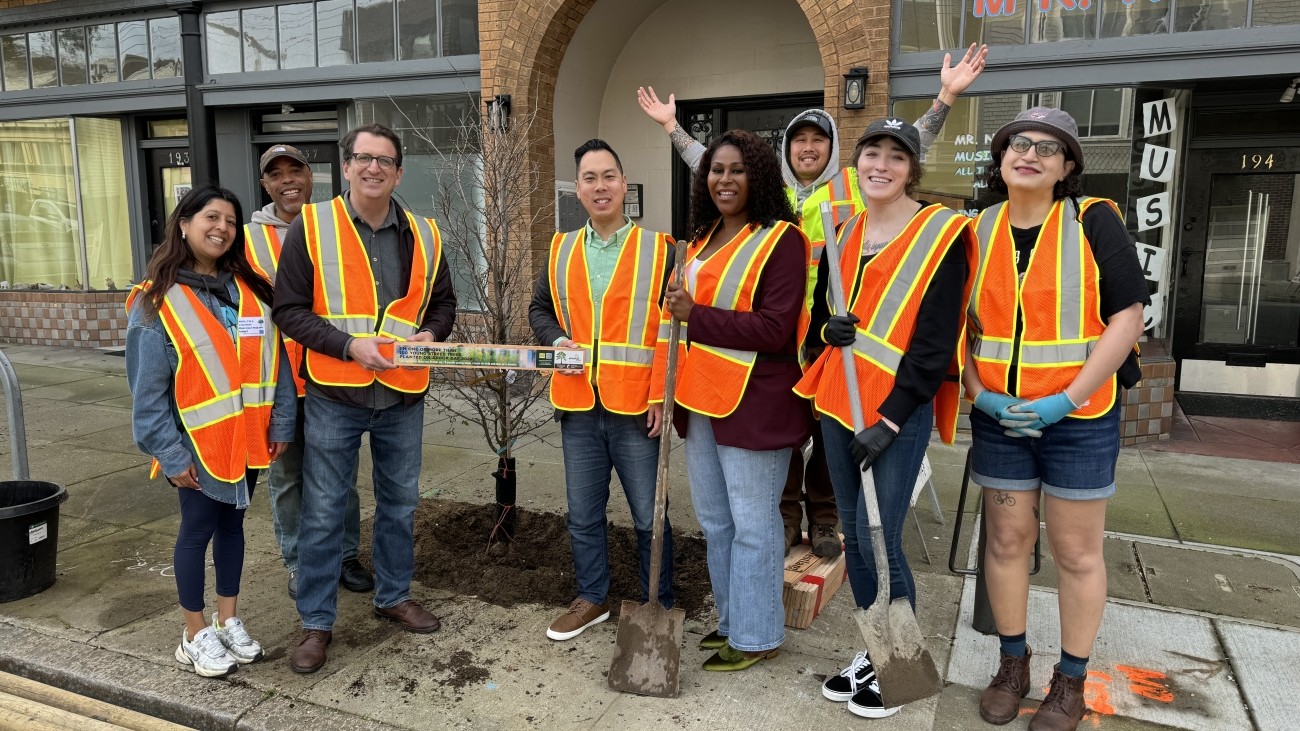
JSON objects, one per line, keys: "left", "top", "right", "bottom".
{"left": 289, "top": 629, "right": 331, "bottom": 674}
{"left": 374, "top": 600, "right": 442, "bottom": 633}
{"left": 1029, "top": 666, "right": 1087, "bottom": 731}
{"left": 980, "top": 646, "right": 1033, "bottom": 724}
{"left": 810, "top": 523, "right": 842, "bottom": 558}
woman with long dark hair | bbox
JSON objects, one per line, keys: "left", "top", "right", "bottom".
{"left": 795, "top": 118, "right": 975, "bottom": 718}
{"left": 126, "top": 185, "right": 296, "bottom": 677}
{"left": 966, "top": 108, "right": 1147, "bottom": 731}
{"left": 653, "top": 129, "right": 810, "bottom": 671}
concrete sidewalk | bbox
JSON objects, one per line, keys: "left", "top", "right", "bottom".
{"left": 0, "top": 343, "right": 1297, "bottom": 730}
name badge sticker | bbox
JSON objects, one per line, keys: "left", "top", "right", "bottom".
{"left": 238, "top": 317, "right": 267, "bottom": 338}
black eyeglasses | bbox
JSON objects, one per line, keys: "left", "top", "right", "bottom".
{"left": 346, "top": 153, "right": 398, "bottom": 169}
{"left": 1007, "top": 134, "right": 1065, "bottom": 158}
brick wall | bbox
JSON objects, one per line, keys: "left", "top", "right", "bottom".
{"left": 1120, "top": 357, "right": 1174, "bottom": 446}
{"left": 0, "top": 291, "right": 129, "bottom": 348}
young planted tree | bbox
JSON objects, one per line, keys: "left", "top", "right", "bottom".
{"left": 415, "top": 101, "right": 556, "bottom": 550}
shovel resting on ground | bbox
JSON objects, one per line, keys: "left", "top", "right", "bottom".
{"left": 608, "top": 241, "right": 688, "bottom": 698}
{"left": 819, "top": 202, "right": 942, "bottom": 708}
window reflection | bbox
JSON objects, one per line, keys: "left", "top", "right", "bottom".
{"left": 279, "top": 3, "right": 317, "bottom": 69}
{"left": 1175, "top": 0, "right": 1248, "bottom": 31}
{"left": 399, "top": 0, "right": 437, "bottom": 59}
{"left": 87, "top": 25, "right": 118, "bottom": 83}
{"left": 317, "top": 0, "right": 355, "bottom": 66}
{"left": 356, "top": 0, "right": 396, "bottom": 63}
{"left": 966, "top": 0, "right": 1026, "bottom": 46}
{"left": 206, "top": 11, "right": 241, "bottom": 73}
{"left": 900, "top": 0, "right": 961, "bottom": 52}
{"left": 1030, "top": 1, "right": 1097, "bottom": 42}
{"left": 0, "top": 119, "right": 81, "bottom": 288}
{"left": 149, "top": 17, "right": 182, "bottom": 78}
{"left": 28, "top": 31, "right": 57, "bottom": 89}
{"left": 2, "top": 35, "right": 30, "bottom": 91}
{"left": 75, "top": 118, "right": 133, "bottom": 291}
{"left": 118, "top": 21, "right": 150, "bottom": 81}
{"left": 441, "top": 0, "right": 479, "bottom": 55}
{"left": 1252, "top": 0, "right": 1300, "bottom": 25}
{"left": 1101, "top": 0, "right": 1170, "bottom": 36}
{"left": 242, "top": 7, "right": 279, "bottom": 71}
{"left": 57, "top": 28, "right": 88, "bottom": 86}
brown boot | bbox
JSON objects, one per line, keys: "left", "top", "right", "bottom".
{"left": 979, "top": 646, "right": 1032, "bottom": 724}
{"left": 810, "top": 523, "right": 842, "bottom": 558}
{"left": 1029, "top": 666, "right": 1087, "bottom": 731}
{"left": 783, "top": 523, "right": 800, "bottom": 557}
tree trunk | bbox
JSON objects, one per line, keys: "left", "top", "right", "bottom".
{"left": 490, "top": 456, "right": 517, "bottom": 544}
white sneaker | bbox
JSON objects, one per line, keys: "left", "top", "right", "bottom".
{"left": 175, "top": 627, "right": 238, "bottom": 677}
{"left": 847, "top": 674, "right": 902, "bottom": 719}
{"left": 212, "top": 613, "right": 264, "bottom": 664}
{"left": 823, "top": 650, "right": 874, "bottom": 702}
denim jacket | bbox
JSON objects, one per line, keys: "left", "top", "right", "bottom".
{"left": 126, "top": 276, "right": 297, "bottom": 508}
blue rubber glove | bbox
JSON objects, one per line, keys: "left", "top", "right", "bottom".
{"left": 973, "top": 390, "right": 1026, "bottom": 421}
{"left": 1006, "top": 392, "right": 1078, "bottom": 433}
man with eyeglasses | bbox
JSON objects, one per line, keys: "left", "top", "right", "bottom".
{"left": 273, "top": 122, "right": 457, "bottom": 674}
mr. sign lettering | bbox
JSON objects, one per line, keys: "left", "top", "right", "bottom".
{"left": 975, "top": 0, "right": 1158, "bottom": 15}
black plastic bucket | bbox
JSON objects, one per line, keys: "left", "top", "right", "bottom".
{"left": 0, "top": 481, "right": 67, "bottom": 603}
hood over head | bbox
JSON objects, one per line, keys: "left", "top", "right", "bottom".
{"left": 781, "top": 108, "right": 841, "bottom": 193}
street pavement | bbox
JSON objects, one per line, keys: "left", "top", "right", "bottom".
{"left": 0, "top": 343, "right": 1297, "bottom": 730}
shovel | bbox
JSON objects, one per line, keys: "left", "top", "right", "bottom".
{"left": 819, "top": 202, "right": 942, "bottom": 708}
{"left": 608, "top": 240, "right": 688, "bottom": 698}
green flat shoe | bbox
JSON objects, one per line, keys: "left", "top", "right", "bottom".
{"left": 699, "top": 630, "right": 727, "bottom": 650}
{"left": 702, "top": 644, "right": 780, "bottom": 671}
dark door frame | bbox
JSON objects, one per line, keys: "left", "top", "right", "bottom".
{"left": 1172, "top": 145, "right": 1300, "bottom": 375}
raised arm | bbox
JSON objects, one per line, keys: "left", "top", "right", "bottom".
{"left": 913, "top": 43, "right": 989, "bottom": 158}
{"left": 637, "top": 86, "right": 706, "bottom": 170}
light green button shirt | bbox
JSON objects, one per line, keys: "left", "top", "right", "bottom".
{"left": 553, "top": 216, "right": 635, "bottom": 346}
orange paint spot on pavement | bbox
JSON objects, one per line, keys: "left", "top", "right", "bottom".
{"left": 1085, "top": 670, "right": 1116, "bottom": 715}
{"left": 1116, "top": 665, "right": 1175, "bottom": 703}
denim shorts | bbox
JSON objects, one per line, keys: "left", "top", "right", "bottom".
{"left": 969, "top": 406, "right": 1120, "bottom": 501}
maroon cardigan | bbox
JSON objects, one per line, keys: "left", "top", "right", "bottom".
{"left": 671, "top": 225, "right": 813, "bottom": 451}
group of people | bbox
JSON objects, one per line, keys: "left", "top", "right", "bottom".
{"left": 127, "top": 41, "right": 1147, "bottom": 731}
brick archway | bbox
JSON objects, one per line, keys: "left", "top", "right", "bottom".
{"left": 479, "top": 0, "right": 892, "bottom": 259}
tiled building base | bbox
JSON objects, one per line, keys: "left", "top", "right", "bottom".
{"left": 1121, "top": 357, "right": 1175, "bottom": 446}
{"left": 0, "top": 291, "right": 129, "bottom": 348}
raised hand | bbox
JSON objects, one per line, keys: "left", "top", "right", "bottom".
{"left": 637, "top": 86, "right": 678, "bottom": 132}
{"left": 939, "top": 43, "right": 989, "bottom": 100}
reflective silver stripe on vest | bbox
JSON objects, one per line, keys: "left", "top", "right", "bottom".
{"left": 597, "top": 343, "right": 655, "bottom": 366}
{"left": 311, "top": 203, "right": 370, "bottom": 335}
{"left": 377, "top": 212, "right": 439, "bottom": 340}
{"left": 1057, "top": 197, "right": 1084, "bottom": 343}
{"left": 622, "top": 229, "right": 661, "bottom": 348}
{"left": 970, "top": 336, "right": 1013, "bottom": 362}
{"left": 163, "top": 284, "right": 241, "bottom": 429}
{"left": 242, "top": 289, "right": 278, "bottom": 406}
{"left": 552, "top": 229, "right": 583, "bottom": 337}
{"left": 852, "top": 331, "right": 903, "bottom": 373}
{"left": 245, "top": 223, "right": 279, "bottom": 283}
{"left": 1020, "top": 340, "right": 1094, "bottom": 366}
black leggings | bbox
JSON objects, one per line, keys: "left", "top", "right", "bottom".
{"left": 174, "top": 471, "right": 257, "bottom": 612}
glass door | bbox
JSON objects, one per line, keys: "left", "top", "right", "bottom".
{"left": 145, "top": 147, "right": 191, "bottom": 251}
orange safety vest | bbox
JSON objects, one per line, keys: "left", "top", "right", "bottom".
{"left": 967, "top": 197, "right": 1125, "bottom": 419}
{"left": 126, "top": 278, "right": 278, "bottom": 481}
{"left": 654, "top": 221, "right": 796, "bottom": 418}
{"left": 794, "top": 204, "right": 974, "bottom": 443}
{"left": 244, "top": 221, "right": 306, "bottom": 396}
{"left": 547, "top": 225, "right": 672, "bottom": 414}
{"left": 301, "top": 196, "right": 442, "bottom": 394}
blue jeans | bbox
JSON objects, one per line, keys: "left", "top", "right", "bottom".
{"left": 561, "top": 402, "right": 673, "bottom": 607}
{"left": 821, "top": 403, "right": 931, "bottom": 612}
{"left": 297, "top": 394, "right": 424, "bottom": 631}
{"left": 268, "top": 397, "right": 362, "bottom": 571}
{"left": 685, "top": 411, "right": 789, "bottom": 652}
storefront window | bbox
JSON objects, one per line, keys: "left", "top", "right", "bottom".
{"left": 399, "top": 0, "right": 437, "bottom": 59}
{"left": 1100, "top": 0, "right": 1170, "bottom": 37}
{"left": 242, "top": 7, "right": 280, "bottom": 71}
{"left": 2, "top": 34, "right": 30, "bottom": 91}
{"left": 1029, "top": 0, "right": 1098, "bottom": 42}
{"left": 75, "top": 118, "right": 133, "bottom": 291}
{"left": 1175, "top": 0, "right": 1247, "bottom": 31}
{"left": 57, "top": 28, "right": 88, "bottom": 86}
{"left": 900, "top": 0, "right": 962, "bottom": 53}
{"left": 88, "top": 25, "right": 118, "bottom": 83}
{"left": 28, "top": 31, "right": 57, "bottom": 89}
{"left": 354, "top": 94, "right": 483, "bottom": 308}
{"left": 0, "top": 119, "right": 81, "bottom": 288}
{"left": 149, "top": 17, "right": 182, "bottom": 78}
{"left": 441, "top": 0, "right": 478, "bottom": 55}
{"left": 206, "top": 11, "right": 241, "bottom": 73}
{"left": 279, "top": 4, "right": 317, "bottom": 68}
{"left": 118, "top": 21, "right": 150, "bottom": 81}
{"left": 966, "top": 0, "right": 1027, "bottom": 46}
{"left": 357, "top": 0, "right": 396, "bottom": 63}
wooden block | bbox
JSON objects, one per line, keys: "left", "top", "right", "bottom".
{"left": 781, "top": 545, "right": 847, "bottom": 629}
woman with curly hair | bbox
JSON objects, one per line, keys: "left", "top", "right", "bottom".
{"left": 652, "top": 129, "right": 810, "bottom": 671}
{"left": 126, "top": 185, "right": 296, "bottom": 678}
{"left": 965, "top": 108, "right": 1147, "bottom": 731}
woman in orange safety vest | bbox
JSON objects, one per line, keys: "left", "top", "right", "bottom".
{"left": 794, "top": 118, "right": 976, "bottom": 719}
{"left": 964, "top": 108, "right": 1148, "bottom": 731}
{"left": 654, "top": 129, "right": 810, "bottom": 672}
{"left": 126, "top": 185, "right": 296, "bottom": 679}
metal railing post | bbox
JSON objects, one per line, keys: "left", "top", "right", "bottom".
{"left": 0, "top": 349, "right": 30, "bottom": 480}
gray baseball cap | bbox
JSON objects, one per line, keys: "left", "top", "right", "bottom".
{"left": 991, "top": 107, "right": 1085, "bottom": 172}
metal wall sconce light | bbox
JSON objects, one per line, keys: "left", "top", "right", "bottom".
{"left": 843, "top": 67, "right": 869, "bottom": 110}
{"left": 1281, "top": 78, "right": 1299, "bottom": 104}
{"left": 487, "top": 94, "right": 512, "bottom": 132}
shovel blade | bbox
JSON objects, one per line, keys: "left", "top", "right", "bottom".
{"left": 607, "top": 600, "right": 685, "bottom": 697}
{"left": 853, "top": 599, "right": 942, "bottom": 708}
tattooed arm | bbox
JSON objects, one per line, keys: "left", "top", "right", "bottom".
{"left": 639, "top": 85, "right": 706, "bottom": 169}
{"left": 912, "top": 43, "right": 989, "bottom": 160}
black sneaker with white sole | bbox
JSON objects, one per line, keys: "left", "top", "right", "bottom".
{"left": 847, "top": 675, "right": 901, "bottom": 719}
{"left": 823, "top": 650, "right": 874, "bottom": 702}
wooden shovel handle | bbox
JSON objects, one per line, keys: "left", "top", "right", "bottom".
{"left": 646, "top": 240, "right": 688, "bottom": 598}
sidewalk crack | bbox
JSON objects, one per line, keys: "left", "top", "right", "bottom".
{"left": 1131, "top": 541, "right": 1155, "bottom": 604}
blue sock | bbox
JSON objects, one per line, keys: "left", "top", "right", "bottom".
{"left": 999, "top": 632, "right": 1027, "bottom": 658}
{"left": 1059, "top": 650, "right": 1088, "bottom": 678}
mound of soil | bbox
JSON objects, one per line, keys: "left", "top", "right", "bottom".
{"left": 363, "top": 498, "right": 714, "bottom": 620}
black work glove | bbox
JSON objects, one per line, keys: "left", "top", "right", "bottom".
{"left": 823, "top": 314, "right": 860, "bottom": 347}
{"left": 850, "top": 420, "right": 899, "bottom": 471}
